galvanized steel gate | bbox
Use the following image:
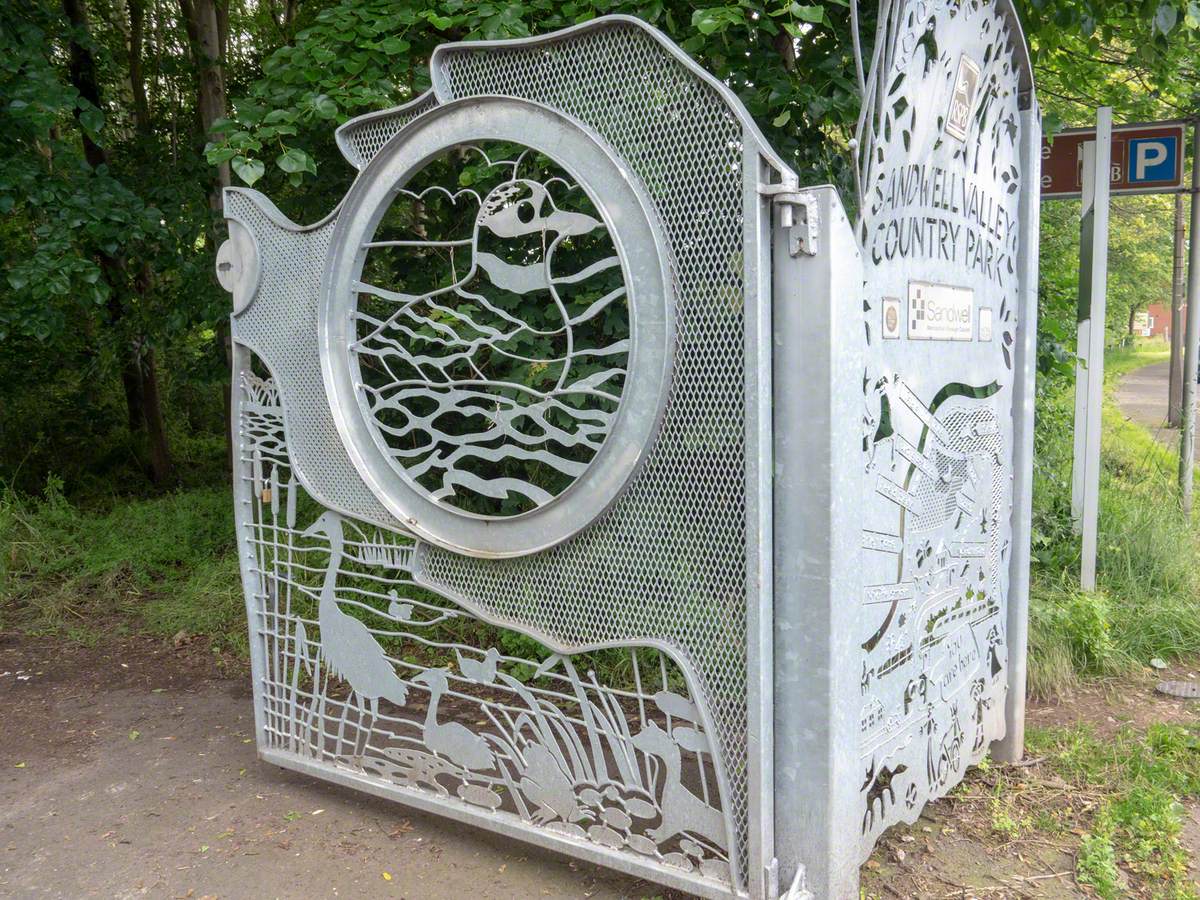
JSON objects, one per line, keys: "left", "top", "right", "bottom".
{"left": 218, "top": 4, "right": 1039, "bottom": 897}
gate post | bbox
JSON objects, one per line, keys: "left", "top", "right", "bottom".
{"left": 773, "top": 186, "right": 866, "bottom": 899}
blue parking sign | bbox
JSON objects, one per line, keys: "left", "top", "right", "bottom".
{"left": 1128, "top": 135, "right": 1179, "bottom": 184}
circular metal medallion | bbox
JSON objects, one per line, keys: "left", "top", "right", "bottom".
{"left": 321, "top": 97, "right": 673, "bottom": 557}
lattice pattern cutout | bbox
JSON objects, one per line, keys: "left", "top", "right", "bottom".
{"left": 854, "top": 0, "right": 1023, "bottom": 857}
{"left": 336, "top": 91, "right": 439, "bottom": 171}
{"left": 237, "top": 364, "right": 733, "bottom": 886}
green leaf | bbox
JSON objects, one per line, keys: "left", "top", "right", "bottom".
{"left": 1154, "top": 2, "right": 1178, "bottom": 34}
{"left": 792, "top": 3, "right": 825, "bottom": 23}
{"left": 232, "top": 156, "right": 266, "bottom": 186}
{"left": 692, "top": 8, "right": 726, "bottom": 35}
{"left": 79, "top": 106, "right": 104, "bottom": 135}
{"left": 313, "top": 94, "right": 338, "bottom": 119}
{"left": 276, "top": 147, "right": 315, "bottom": 175}
{"left": 205, "top": 146, "right": 239, "bottom": 165}
{"left": 772, "top": 109, "right": 792, "bottom": 127}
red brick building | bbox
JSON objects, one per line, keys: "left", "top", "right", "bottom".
{"left": 1134, "top": 303, "right": 1171, "bottom": 340}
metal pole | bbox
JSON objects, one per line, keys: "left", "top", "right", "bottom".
{"left": 991, "top": 98, "right": 1042, "bottom": 766}
{"left": 1075, "top": 108, "right": 1113, "bottom": 591}
{"left": 1169, "top": 192, "right": 1186, "bottom": 426}
{"left": 1069, "top": 144, "right": 1095, "bottom": 530}
{"left": 1180, "top": 122, "right": 1200, "bottom": 515}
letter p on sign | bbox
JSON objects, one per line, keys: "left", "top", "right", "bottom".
{"left": 1129, "top": 136, "right": 1178, "bottom": 184}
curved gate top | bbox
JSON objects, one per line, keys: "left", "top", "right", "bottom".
{"left": 217, "top": 4, "right": 1039, "bottom": 898}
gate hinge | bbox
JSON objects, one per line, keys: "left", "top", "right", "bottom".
{"left": 759, "top": 184, "right": 819, "bottom": 257}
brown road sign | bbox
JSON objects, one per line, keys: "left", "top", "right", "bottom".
{"left": 1041, "top": 122, "right": 1186, "bottom": 198}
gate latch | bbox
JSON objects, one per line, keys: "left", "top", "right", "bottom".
{"left": 759, "top": 184, "right": 819, "bottom": 257}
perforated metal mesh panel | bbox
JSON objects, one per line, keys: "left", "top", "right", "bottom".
{"left": 335, "top": 91, "right": 438, "bottom": 170}
{"left": 416, "top": 21, "right": 757, "bottom": 877}
{"left": 226, "top": 81, "right": 440, "bottom": 530}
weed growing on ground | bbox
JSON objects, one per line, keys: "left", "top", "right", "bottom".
{"left": 0, "top": 478, "right": 241, "bottom": 651}
{"left": 1026, "top": 722, "right": 1200, "bottom": 898}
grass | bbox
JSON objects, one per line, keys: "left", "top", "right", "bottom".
{"left": 1028, "top": 722, "right": 1200, "bottom": 898}
{"left": 0, "top": 341, "right": 1197, "bottom": 695}
{"left": 1027, "top": 341, "right": 1200, "bottom": 697}
{"left": 923, "top": 718, "right": 1200, "bottom": 899}
{"left": 0, "top": 476, "right": 244, "bottom": 654}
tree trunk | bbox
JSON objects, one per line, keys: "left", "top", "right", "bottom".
{"left": 179, "top": 0, "right": 230, "bottom": 212}
{"left": 128, "top": 0, "right": 151, "bottom": 132}
{"left": 180, "top": 0, "right": 234, "bottom": 475}
{"left": 127, "top": 0, "right": 175, "bottom": 484}
{"left": 62, "top": 0, "right": 107, "bottom": 171}
{"left": 139, "top": 347, "right": 173, "bottom": 484}
{"left": 64, "top": 0, "right": 164, "bottom": 476}
{"left": 122, "top": 360, "right": 146, "bottom": 432}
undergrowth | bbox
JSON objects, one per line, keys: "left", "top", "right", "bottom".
{"left": 0, "top": 477, "right": 244, "bottom": 653}
{"left": 2, "top": 343, "right": 1199, "bottom": 701}
{"left": 1026, "top": 722, "right": 1200, "bottom": 899}
{"left": 1027, "top": 343, "right": 1200, "bottom": 697}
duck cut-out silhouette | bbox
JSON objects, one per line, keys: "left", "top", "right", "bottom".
{"left": 412, "top": 667, "right": 495, "bottom": 773}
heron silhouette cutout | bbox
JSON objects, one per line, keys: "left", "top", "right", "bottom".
{"left": 352, "top": 160, "right": 630, "bottom": 514}
{"left": 300, "top": 510, "right": 410, "bottom": 762}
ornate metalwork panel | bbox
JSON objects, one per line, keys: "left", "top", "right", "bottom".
{"left": 220, "top": 7, "right": 1038, "bottom": 899}
{"left": 852, "top": 0, "right": 1037, "bottom": 862}
{"left": 222, "top": 15, "right": 793, "bottom": 900}
{"left": 233, "top": 361, "right": 733, "bottom": 887}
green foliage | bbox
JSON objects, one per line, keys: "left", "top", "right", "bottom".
{"left": 0, "top": 0, "right": 1197, "bottom": 710}
{"left": 1029, "top": 722, "right": 1200, "bottom": 899}
{"left": 207, "top": 0, "right": 863, "bottom": 210}
{"left": 0, "top": 479, "right": 239, "bottom": 649}
{"left": 1027, "top": 345, "right": 1200, "bottom": 697}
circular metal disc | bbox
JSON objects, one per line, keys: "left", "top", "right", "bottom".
{"left": 320, "top": 96, "right": 674, "bottom": 558}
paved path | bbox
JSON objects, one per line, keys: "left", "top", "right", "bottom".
{"left": 1114, "top": 359, "right": 1200, "bottom": 461}
{"left": 0, "top": 636, "right": 675, "bottom": 900}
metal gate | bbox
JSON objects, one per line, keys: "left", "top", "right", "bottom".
{"left": 218, "top": 4, "right": 1039, "bottom": 897}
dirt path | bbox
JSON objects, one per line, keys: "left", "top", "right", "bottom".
{"left": 0, "top": 635, "right": 668, "bottom": 900}
{"left": 1114, "top": 359, "right": 1198, "bottom": 460}
{"left": 3, "top": 632, "right": 1198, "bottom": 899}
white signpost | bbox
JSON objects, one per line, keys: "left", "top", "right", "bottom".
{"left": 1047, "top": 112, "right": 1198, "bottom": 589}
{"left": 1069, "top": 109, "right": 1113, "bottom": 592}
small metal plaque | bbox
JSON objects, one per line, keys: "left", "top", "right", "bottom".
{"left": 945, "top": 55, "right": 981, "bottom": 142}
{"left": 908, "top": 282, "right": 974, "bottom": 342}
{"left": 978, "top": 307, "right": 994, "bottom": 342}
{"left": 882, "top": 296, "right": 902, "bottom": 339}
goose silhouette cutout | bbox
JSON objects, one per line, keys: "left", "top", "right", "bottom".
{"left": 455, "top": 646, "right": 500, "bottom": 684}
{"left": 629, "top": 722, "right": 725, "bottom": 848}
{"left": 412, "top": 667, "right": 495, "bottom": 772}
{"left": 352, "top": 154, "right": 629, "bottom": 514}
{"left": 299, "top": 511, "right": 409, "bottom": 760}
